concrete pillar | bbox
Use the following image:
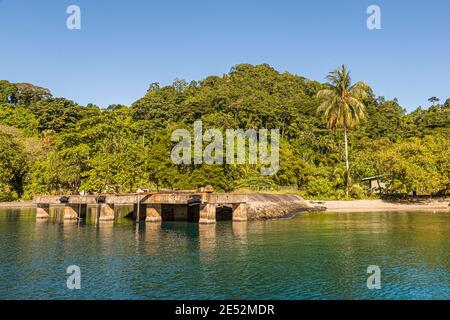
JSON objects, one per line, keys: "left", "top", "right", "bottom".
{"left": 99, "top": 203, "right": 115, "bottom": 221}
{"left": 86, "top": 205, "right": 99, "bottom": 224}
{"left": 146, "top": 204, "right": 162, "bottom": 222}
{"left": 36, "top": 204, "right": 50, "bottom": 219}
{"left": 199, "top": 203, "right": 216, "bottom": 224}
{"left": 232, "top": 203, "right": 248, "bottom": 222}
{"left": 63, "top": 204, "right": 79, "bottom": 220}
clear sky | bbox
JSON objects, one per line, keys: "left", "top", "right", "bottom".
{"left": 1, "top": 0, "right": 449, "bottom": 111}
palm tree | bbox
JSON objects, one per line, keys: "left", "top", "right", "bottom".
{"left": 316, "top": 65, "right": 367, "bottom": 197}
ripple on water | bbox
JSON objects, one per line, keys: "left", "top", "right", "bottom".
{"left": 0, "top": 210, "right": 448, "bottom": 299}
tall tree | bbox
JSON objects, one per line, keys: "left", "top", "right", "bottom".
{"left": 316, "top": 65, "right": 367, "bottom": 197}
{"left": 428, "top": 96, "right": 440, "bottom": 106}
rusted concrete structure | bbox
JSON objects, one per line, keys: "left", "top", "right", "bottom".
{"left": 33, "top": 190, "right": 248, "bottom": 224}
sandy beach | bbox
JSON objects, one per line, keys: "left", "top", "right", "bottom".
{"left": 309, "top": 199, "right": 450, "bottom": 212}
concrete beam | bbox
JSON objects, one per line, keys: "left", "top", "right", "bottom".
{"left": 64, "top": 195, "right": 97, "bottom": 204}
{"left": 33, "top": 194, "right": 145, "bottom": 205}
{"left": 199, "top": 203, "right": 217, "bottom": 224}
{"left": 205, "top": 194, "right": 248, "bottom": 204}
{"left": 145, "top": 193, "right": 192, "bottom": 204}
{"left": 146, "top": 204, "right": 162, "bottom": 222}
{"left": 105, "top": 195, "right": 143, "bottom": 205}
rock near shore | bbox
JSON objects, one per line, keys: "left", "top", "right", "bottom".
{"left": 245, "top": 194, "right": 319, "bottom": 220}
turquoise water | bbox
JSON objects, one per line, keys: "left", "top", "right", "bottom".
{"left": 0, "top": 209, "right": 448, "bottom": 300}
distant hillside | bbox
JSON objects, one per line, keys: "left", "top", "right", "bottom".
{"left": 0, "top": 64, "right": 449, "bottom": 200}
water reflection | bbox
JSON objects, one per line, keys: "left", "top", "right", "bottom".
{"left": 62, "top": 219, "right": 79, "bottom": 241}
{"left": 232, "top": 221, "right": 248, "bottom": 242}
{"left": 143, "top": 222, "right": 162, "bottom": 254}
{"left": 98, "top": 221, "right": 114, "bottom": 237}
{"left": 33, "top": 218, "right": 48, "bottom": 241}
{"left": 198, "top": 224, "right": 216, "bottom": 252}
{"left": 0, "top": 209, "right": 449, "bottom": 299}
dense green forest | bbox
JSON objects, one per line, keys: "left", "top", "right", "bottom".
{"left": 0, "top": 64, "right": 449, "bottom": 201}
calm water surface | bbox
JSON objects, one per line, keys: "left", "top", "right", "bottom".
{"left": 0, "top": 209, "right": 448, "bottom": 299}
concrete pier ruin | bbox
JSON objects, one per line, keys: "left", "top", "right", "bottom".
{"left": 33, "top": 189, "right": 249, "bottom": 224}
{"left": 32, "top": 188, "right": 317, "bottom": 224}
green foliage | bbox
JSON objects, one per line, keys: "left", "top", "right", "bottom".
{"left": 0, "top": 104, "right": 39, "bottom": 134}
{"left": 0, "top": 81, "right": 18, "bottom": 104}
{"left": 375, "top": 136, "right": 449, "bottom": 195}
{"left": 0, "top": 131, "right": 28, "bottom": 198}
{"left": 31, "top": 98, "right": 85, "bottom": 133}
{"left": 306, "top": 177, "right": 334, "bottom": 198}
{"left": 316, "top": 65, "right": 368, "bottom": 130}
{"left": 349, "top": 184, "right": 365, "bottom": 199}
{"left": 0, "top": 64, "right": 449, "bottom": 200}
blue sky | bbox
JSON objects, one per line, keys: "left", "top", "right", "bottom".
{"left": 0, "top": 0, "right": 449, "bottom": 111}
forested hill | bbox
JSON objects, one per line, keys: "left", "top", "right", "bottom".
{"left": 0, "top": 64, "right": 449, "bottom": 201}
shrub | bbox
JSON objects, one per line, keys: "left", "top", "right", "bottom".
{"left": 306, "top": 177, "right": 333, "bottom": 198}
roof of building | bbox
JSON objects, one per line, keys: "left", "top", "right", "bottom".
{"left": 361, "top": 175, "right": 383, "bottom": 182}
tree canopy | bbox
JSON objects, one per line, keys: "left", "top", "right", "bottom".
{"left": 0, "top": 64, "right": 448, "bottom": 200}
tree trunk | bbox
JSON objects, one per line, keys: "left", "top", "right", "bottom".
{"left": 344, "top": 126, "right": 350, "bottom": 198}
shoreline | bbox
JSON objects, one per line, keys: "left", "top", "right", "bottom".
{"left": 309, "top": 199, "right": 449, "bottom": 212}
{"left": 0, "top": 201, "right": 35, "bottom": 208}
{"left": 0, "top": 198, "right": 449, "bottom": 213}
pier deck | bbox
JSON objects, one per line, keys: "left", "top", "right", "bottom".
{"left": 33, "top": 191, "right": 248, "bottom": 224}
